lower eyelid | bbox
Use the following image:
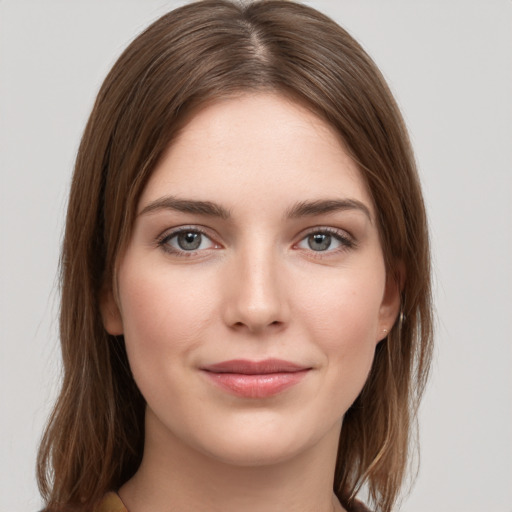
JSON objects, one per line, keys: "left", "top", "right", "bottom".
{"left": 155, "top": 226, "right": 355, "bottom": 255}
{"left": 157, "top": 228, "right": 214, "bottom": 252}
{"left": 297, "top": 229, "right": 354, "bottom": 246}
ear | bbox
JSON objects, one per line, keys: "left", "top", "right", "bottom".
{"left": 100, "top": 287, "right": 124, "bottom": 335}
{"left": 376, "top": 262, "right": 404, "bottom": 343}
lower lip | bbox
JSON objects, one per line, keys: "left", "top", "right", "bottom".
{"left": 202, "top": 370, "right": 310, "bottom": 398}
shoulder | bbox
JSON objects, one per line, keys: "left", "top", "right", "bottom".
{"left": 94, "top": 492, "right": 128, "bottom": 512}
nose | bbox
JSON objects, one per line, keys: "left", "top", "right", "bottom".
{"left": 222, "top": 245, "right": 289, "bottom": 334}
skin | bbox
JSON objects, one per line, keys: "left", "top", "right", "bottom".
{"left": 102, "top": 93, "right": 400, "bottom": 512}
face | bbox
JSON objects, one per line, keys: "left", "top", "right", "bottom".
{"left": 102, "top": 93, "right": 399, "bottom": 467}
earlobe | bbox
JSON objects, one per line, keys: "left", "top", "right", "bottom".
{"left": 100, "top": 289, "right": 124, "bottom": 335}
{"left": 377, "top": 264, "right": 404, "bottom": 343}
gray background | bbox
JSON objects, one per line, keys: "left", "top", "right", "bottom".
{"left": 1, "top": 1, "right": 511, "bottom": 511}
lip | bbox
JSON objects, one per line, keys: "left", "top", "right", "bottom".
{"left": 200, "top": 359, "right": 311, "bottom": 398}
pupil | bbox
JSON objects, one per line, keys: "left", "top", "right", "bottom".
{"left": 308, "top": 233, "right": 331, "bottom": 251}
{"left": 178, "top": 232, "right": 201, "bottom": 250}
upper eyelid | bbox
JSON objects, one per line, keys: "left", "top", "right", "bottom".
{"left": 157, "top": 227, "right": 220, "bottom": 256}
{"left": 296, "top": 225, "right": 354, "bottom": 240}
{"left": 157, "top": 226, "right": 219, "bottom": 250}
{"left": 294, "top": 226, "right": 357, "bottom": 252}
{"left": 158, "top": 225, "right": 215, "bottom": 240}
{"left": 155, "top": 224, "right": 355, "bottom": 247}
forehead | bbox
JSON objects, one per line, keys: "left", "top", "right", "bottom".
{"left": 139, "top": 93, "right": 374, "bottom": 215}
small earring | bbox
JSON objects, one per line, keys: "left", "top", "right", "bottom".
{"left": 382, "top": 328, "right": 388, "bottom": 335}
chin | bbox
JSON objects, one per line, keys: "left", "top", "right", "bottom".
{"left": 200, "top": 438, "right": 310, "bottom": 468}
{"left": 189, "top": 413, "right": 342, "bottom": 468}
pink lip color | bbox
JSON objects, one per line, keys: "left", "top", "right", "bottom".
{"left": 201, "top": 359, "right": 310, "bottom": 398}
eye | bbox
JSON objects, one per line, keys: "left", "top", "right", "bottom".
{"left": 296, "top": 229, "right": 354, "bottom": 253}
{"left": 158, "top": 228, "right": 218, "bottom": 255}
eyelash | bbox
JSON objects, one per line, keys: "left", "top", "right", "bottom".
{"left": 156, "top": 226, "right": 356, "bottom": 257}
{"left": 294, "top": 227, "right": 356, "bottom": 257}
{"left": 156, "top": 226, "right": 218, "bottom": 257}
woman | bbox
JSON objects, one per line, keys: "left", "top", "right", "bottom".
{"left": 37, "top": 1, "right": 433, "bottom": 511}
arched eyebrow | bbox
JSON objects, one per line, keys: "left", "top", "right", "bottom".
{"left": 285, "top": 199, "right": 372, "bottom": 222}
{"left": 139, "top": 196, "right": 231, "bottom": 219}
{"left": 139, "top": 196, "right": 371, "bottom": 222}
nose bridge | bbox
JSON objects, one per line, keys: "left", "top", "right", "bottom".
{"left": 224, "top": 238, "right": 287, "bottom": 332}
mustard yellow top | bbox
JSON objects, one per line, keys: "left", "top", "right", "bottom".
{"left": 95, "top": 492, "right": 128, "bottom": 512}
{"left": 95, "top": 491, "right": 371, "bottom": 512}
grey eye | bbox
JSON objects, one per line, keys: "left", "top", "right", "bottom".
{"left": 176, "top": 232, "right": 203, "bottom": 250}
{"left": 159, "top": 228, "right": 217, "bottom": 255}
{"left": 307, "top": 233, "right": 332, "bottom": 251}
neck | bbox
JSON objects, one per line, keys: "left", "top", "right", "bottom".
{"left": 119, "top": 411, "right": 345, "bottom": 512}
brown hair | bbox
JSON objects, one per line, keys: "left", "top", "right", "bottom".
{"left": 37, "top": 1, "right": 433, "bottom": 511}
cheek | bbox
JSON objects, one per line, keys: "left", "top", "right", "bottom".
{"left": 116, "top": 261, "right": 215, "bottom": 377}
{"left": 297, "top": 268, "right": 384, "bottom": 344}
{"left": 295, "top": 268, "right": 385, "bottom": 395}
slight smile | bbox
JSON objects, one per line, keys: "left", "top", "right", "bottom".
{"left": 200, "top": 359, "right": 312, "bottom": 398}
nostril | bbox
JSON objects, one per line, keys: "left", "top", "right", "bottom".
{"left": 230, "top": 319, "right": 283, "bottom": 332}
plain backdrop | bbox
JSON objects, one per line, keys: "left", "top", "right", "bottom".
{"left": 1, "top": 1, "right": 511, "bottom": 511}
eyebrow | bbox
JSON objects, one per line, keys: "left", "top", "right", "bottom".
{"left": 139, "top": 196, "right": 231, "bottom": 219}
{"left": 139, "top": 195, "right": 372, "bottom": 222}
{"left": 286, "top": 199, "right": 372, "bottom": 222}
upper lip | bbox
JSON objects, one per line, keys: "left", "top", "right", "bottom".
{"left": 201, "top": 358, "right": 310, "bottom": 375}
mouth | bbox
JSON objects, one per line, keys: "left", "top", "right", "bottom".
{"left": 200, "top": 358, "right": 311, "bottom": 398}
